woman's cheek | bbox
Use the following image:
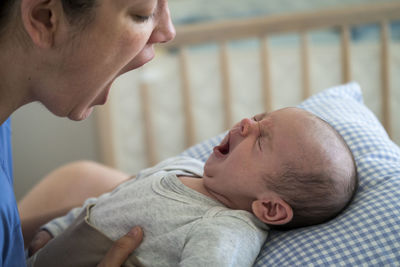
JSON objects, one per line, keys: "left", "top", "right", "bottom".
{"left": 117, "top": 31, "right": 150, "bottom": 66}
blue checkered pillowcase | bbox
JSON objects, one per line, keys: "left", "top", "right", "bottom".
{"left": 181, "top": 82, "right": 400, "bottom": 265}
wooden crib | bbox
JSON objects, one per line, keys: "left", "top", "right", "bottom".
{"left": 96, "top": 1, "right": 400, "bottom": 173}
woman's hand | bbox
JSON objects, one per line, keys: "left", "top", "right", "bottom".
{"left": 97, "top": 226, "right": 143, "bottom": 267}
{"left": 28, "top": 230, "right": 53, "bottom": 256}
{"left": 29, "top": 226, "right": 143, "bottom": 266}
{"left": 28, "top": 226, "right": 143, "bottom": 266}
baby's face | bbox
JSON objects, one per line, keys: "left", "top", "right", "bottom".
{"left": 203, "top": 107, "right": 321, "bottom": 211}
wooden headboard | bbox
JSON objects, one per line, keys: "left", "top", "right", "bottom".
{"left": 96, "top": 1, "right": 400, "bottom": 172}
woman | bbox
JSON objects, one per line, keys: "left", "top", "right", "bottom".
{"left": 0, "top": 0, "right": 175, "bottom": 265}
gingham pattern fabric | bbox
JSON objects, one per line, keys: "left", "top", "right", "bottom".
{"left": 181, "top": 82, "right": 400, "bottom": 266}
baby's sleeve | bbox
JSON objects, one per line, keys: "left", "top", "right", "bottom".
{"left": 180, "top": 214, "right": 268, "bottom": 267}
{"left": 41, "top": 197, "right": 98, "bottom": 238}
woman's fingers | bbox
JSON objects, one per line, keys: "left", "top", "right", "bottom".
{"left": 97, "top": 226, "right": 143, "bottom": 267}
{"left": 28, "top": 230, "right": 53, "bottom": 257}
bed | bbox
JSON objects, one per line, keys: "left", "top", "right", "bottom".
{"left": 96, "top": 1, "right": 400, "bottom": 265}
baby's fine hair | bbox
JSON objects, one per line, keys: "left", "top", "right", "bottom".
{"left": 266, "top": 117, "right": 358, "bottom": 230}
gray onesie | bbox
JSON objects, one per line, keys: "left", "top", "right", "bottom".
{"left": 31, "top": 156, "right": 268, "bottom": 266}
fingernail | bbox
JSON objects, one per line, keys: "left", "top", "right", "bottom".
{"left": 128, "top": 226, "right": 140, "bottom": 237}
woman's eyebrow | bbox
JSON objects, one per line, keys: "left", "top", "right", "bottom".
{"left": 126, "top": 0, "right": 157, "bottom": 12}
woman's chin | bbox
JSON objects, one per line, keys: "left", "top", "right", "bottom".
{"left": 68, "top": 107, "right": 94, "bottom": 121}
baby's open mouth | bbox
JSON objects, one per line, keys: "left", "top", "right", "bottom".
{"left": 218, "top": 141, "right": 230, "bottom": 155}
{"left": 214, "top": 134, "right": 230, "bottom": 156}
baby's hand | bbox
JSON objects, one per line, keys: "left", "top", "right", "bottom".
{"left": 28, "top": 230, "right": 53, "bottom": 257}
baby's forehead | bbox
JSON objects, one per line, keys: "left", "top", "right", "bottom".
{"left": 258, "top": 107, "right": 330, "bottom": 141}
{"left": 274, "top": 107, "right": 324, "bottom": 130}
{"left": 272, "top": 107, "right": 315, "bottom": 119}
{"left": 275, "top": 108, "right": 335, "bottom": 159}
{"left": 285, "top": 107, "right": 315, "bottom": 117}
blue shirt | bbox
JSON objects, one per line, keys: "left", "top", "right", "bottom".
{"left": 0, "top": 118, "right": 26, "bottom": 266}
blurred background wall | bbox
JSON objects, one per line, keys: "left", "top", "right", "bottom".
{"left": 12, "top": 0, "right": 396, "bottom": 200}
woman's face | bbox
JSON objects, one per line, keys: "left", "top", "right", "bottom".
{"left": 41, "top": 0, "right": 175, "bottom": 120}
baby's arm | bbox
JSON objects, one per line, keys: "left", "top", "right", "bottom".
{"left": 180, "top": 214, "right": 268, "bottom": 267}
{"left": 42, "top": 197, "right": 98, "bottom": 237}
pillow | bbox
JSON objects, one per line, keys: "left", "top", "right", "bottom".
{"left": 181, "top": 82, "right": 400, "bottom": 265}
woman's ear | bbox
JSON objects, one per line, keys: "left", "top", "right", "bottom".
{"left": 20, "top": 0, "right": 62, "bottom": 48}
{"left": 252, "top": 197, "right": 293, "bottom": 225}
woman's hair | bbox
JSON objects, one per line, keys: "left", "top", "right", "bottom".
{"left": 0, "top": 0, "right": 16, "bottom": 35}
{"left": 0, "top": 0, "right": 97, "bottom": 35}
{"left": 60, "top": 0, "right": 98, "bottom": 27}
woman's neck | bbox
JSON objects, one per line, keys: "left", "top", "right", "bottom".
{"left": 0, "top": 76, "right": 33, "bottom": 125}
{"left": 0, "top": 42, "right": 34, "bottom": 124}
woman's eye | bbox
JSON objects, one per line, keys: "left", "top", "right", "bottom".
{"left": 133, "top": 15, "right": 152, "bottom": 23}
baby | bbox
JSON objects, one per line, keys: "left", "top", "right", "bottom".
{"left": 27, "top": 107, "right": 358, "bottom": 267}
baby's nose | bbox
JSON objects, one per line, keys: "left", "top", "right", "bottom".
{"left": 239, "top": 118, "right": 256, "bottom": 136}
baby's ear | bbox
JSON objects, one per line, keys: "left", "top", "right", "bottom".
{"left": 252, "top": 197, "right": 293, "bottom": 225}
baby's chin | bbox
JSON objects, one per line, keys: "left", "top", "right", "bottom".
{"left": 202, "top": 159, "right": 213, "bottom": 177}
{"left": 202, "top": 156, "right": 220, "bottom": 179}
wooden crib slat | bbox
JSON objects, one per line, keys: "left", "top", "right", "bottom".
{"left": 95, "top": 102, "right": 117, "bottom": 167}
{"left": 300, "top": 32, "right": 311, "bottom": 100}
{"left": 260, "top": 36, "right": 273, "bottom": 112}
{"left": 219, "top": 42, "right": 233, "bottom": 129}
{"left": 165, "top": 2, "right": 400, "bottom": 48}
{"left": 381, "top": 20, "right": 391, "bottom": 137}
{"left": 179, "top": 47, "right": 196, "bottom": 147}
{"left": 140, "top": 82, "right": 157, "bottom": 166}
{"left": 341, "top": 25, "right": 352, "bottom": 83}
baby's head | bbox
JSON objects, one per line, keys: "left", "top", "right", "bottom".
{"left": 203, "top": 107, "right": 358, "bottom": 230}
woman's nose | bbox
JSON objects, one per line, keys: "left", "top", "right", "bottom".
{"left": 148, "top": 3, "right": 176, "bottom": 44}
